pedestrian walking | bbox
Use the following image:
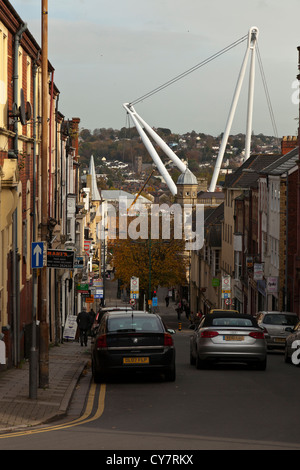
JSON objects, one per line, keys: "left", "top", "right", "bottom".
{"left": 88, "top": 308, "right": 96, "bottom": 336}
{"left": 185, "top": 304, "right": 190, "bottom": 320}
{"left": 176, "top": 301, "right": 182, "bottom": 320}
{"left": 76, "top": 307, "right": 92, "bottom": 347}
{"left": 89, "top": 308, "right": 96, "bottom": 326}
{"left": 165, "top": 296, "right": 169, "bottom": 307}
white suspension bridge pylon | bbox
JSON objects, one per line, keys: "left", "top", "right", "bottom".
{"left": 209, "top": 26, "right": 259, "bottom": 192}
{"left": 124, "top": 27, "right": 261, "bottom": 195}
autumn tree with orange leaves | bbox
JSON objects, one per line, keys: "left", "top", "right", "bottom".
{"left": 110, "top": 216, "right": 187, "bottom": 301}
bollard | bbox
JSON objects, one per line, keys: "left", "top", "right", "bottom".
{"left": 178, "top": 322, "right": 182, "bottom": 331}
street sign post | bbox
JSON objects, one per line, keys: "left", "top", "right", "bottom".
{"left": 222, "top": 275, "right": 231, "bottom": 299}
{"left": 130, "top": 276, "right": 139, "bottom": 299}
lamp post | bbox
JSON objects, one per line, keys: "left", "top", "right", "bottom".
{"left": 148, "top": 235, "right": 151, "bottom": 312}
{"left": 39, "top": 0, "right": 49, "bottom": 389}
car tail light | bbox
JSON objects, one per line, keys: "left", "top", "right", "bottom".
{"left": 249, "top": 331, "right": 265, "bottom": 339}
{"left": 164, "top": 333, "right": 173, "bottom": 346}
{"left": 201, "top": 330, "right": 219, "bottom": 338}
{"left": 96, "top": 334, "right": 107, "bottom": 349}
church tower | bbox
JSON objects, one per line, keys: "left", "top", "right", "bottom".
{"left": 176, "top": 169, "right": 198, "bottom": 206}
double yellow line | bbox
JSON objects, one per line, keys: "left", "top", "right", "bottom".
{"left": 0, "top": 383, "right": 106, "bottom": 439}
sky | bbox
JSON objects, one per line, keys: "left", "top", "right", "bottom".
{"left": 9, "top": 0, "right": 300, "bottom": 137}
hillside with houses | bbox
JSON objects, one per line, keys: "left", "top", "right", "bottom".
{"left": 79, "top": 128, "right": 281, "bottom": 197}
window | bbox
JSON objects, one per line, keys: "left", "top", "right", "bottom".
{"left": 212, "top": 318, "right": 254, "bottom": 327}
{"left": 215, "top": 250, "right": 220, "bottom": 272}
{"left": 0, "top": 24, "right": 8, "bottom": 128}
{"left": 234, "top": 251, "right": 242, "bottom": 280}
{"left": 211, "top": 249, "right": 220, "bottom": 276}
{"left": 108, "top": 316, "right": 162, "bottom": 332}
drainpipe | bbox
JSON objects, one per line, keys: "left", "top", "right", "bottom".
{"left": 285, "top": 172, "right": 289, "bottom": 311}
{"left": 29, "top": 57, "right": 39, "bottom": 399}
{"left": 13, "top": 23, "right": 27, "bottom": 158}
{"left": 48, "top": 71, "right": 54, "bottom": 217}
{"left": 11, "top": 23, "right": 27, "bottom": 367}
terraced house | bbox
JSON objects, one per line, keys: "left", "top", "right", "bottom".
{"left": 0, "top": 0, "right": 84, "bottom": 368}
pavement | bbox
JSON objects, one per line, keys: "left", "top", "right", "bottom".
{"left": 0, "top": 280, "right": 190, "bottom": 433}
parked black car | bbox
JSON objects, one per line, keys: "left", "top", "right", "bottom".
{"left": 92, "top": 311, "right": 176, "bottom": 382}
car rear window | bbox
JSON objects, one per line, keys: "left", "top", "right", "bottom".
{"left": 211, "top": 318, "right": 254, "bottom": 327}
{"left": 263, "top": 314, "right": 298, "bottom": 326}
{"left": 108, "top": 316, "right": 163, "bottom": 332}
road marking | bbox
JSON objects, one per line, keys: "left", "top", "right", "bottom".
{"left": 0, "top": 383, "right": 106, "bottom": 439}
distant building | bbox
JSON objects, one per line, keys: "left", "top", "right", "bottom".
{"left": 134, "top": 156, "right": 143, "bottom": 174}
{"left": 176, "top": 169, "right": 198, "bottom": 206}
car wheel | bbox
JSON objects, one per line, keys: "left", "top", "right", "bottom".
{"left": 255, "top": 358, "right": 267, "bottom": 371}
{"left": 190, "top": 350, "right": 196, "bottom": 366}
{"left": 165, "top": 364, "right": 176, "bottom": 382}
{"left": 284, "top": 346, "right": 291, "bottom": 364}
{"left": 92, "top": 360, "right": 104, "bottom": 383}
{"left": 196, "top": 353, "right": 207, "bottom": 370}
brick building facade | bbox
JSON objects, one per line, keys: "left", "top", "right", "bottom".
{"left": 0, "top": 0, "right": 82, "bottom": 368}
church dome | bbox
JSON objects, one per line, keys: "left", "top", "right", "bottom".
{"left": 177, "top": 169, "right": 198, "bottom": 186}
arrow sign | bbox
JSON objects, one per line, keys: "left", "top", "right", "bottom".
{"left": 34, "top": 244, "right": 42, "bottom": 264}
{"left": 31, "top": 242, "right": 45, "bottom": 269}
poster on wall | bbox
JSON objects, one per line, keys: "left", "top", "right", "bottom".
{"left": 267, "top": 277, "right": 278, "bottom": 294}
{"left": 254, "top": 263, "right": 264, "bottom": 281}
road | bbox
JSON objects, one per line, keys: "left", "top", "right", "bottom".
{"left": 1, "top": 316, "right": 300, "bottom": 451}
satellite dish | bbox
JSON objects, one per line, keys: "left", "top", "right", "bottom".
{"left": 26, "top": 102, "right": 32, "bottom": 121}
{"left": 19, "top": 88, "right": 26, "bottom": 125}
{"left": 12, "top": 102, "right": 18, "bottom": 117}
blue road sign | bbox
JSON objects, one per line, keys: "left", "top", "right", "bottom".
{"left": 152, "top": 297, "right": 158, "bottom": 307}
{"left": 31, "top": 242, "right": 44, "bottom": 269}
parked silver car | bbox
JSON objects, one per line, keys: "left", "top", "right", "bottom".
{"left": 190, "top": 313, "right": 267, "bottom": 370}
{"left": 284, "top": 321, "right": 300, "bottom": 364}
{"left": 256, "top": 311, "right": 299, "bottom": 350}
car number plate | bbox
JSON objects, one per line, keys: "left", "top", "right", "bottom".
{"left": 224, "top": 336, "right": 244, "bottom": 341}
{"left": 274, "top": 338, "right": 285, "bottom": 343}
{"left": 123, "top": 357, "right": 149, "bottom": 364}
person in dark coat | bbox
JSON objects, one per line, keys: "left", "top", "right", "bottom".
{"left": 77, "top": 307, "right": 92, "bottom": 346}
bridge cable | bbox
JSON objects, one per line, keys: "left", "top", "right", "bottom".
{"left": 130, "top": 34, "right": 248, "bottom": 106}
{"left": 256, "top": 43, "right": 279, "bottom": 141}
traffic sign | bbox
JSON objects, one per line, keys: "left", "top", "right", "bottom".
{"left": 222, "top": 276, "right": 231, "bottom": 290}
{"left": 130, "top": 299, "right": 136, "bottom": 306}
{"left": 74, "top": 256, "right": 84, "bottom": 269}
{"left": 94, "top": 289, "right": 104, "bottom": 299}
{"left": 222, "top": 292, "right": 231, "bottom": 299}
{"left": 130, "top": 276, "right": 139, "bottom": 299}
{"left": 31, "top": 242, "right": 45, "bottom": 269}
